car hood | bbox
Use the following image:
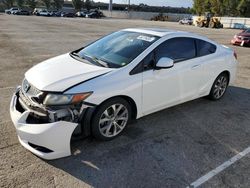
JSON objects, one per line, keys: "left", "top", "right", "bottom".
{"left": 238, "top": 32, "right": 250, "bottom": 37}
{"left": 25, "top": 53, "right": 112, "bottom": 92}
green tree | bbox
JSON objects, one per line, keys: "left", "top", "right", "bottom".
{"left": 16, "top": 0, "right": 24, "bottom": 8}
{"left": 237, "top": 0, "right": 250, "bottom": 17}
{"left": 2, "top": 0, "right": 14, "bottom": 8}
{"left": 227, "top": 0, "right": 240, "bottom": 16}
{"left": 53, "top": 0, "right": 64, "bottom": 10}
{"left": 26, "top": 0, "right": 37, "bottom": 9}
{"left": 210, "top": 0, "right": 223, "bottom": 16}
{"left": 72, "top": 0, "right": 82, "bottom": 11}
{"left": 85, "top": 0, "right": 92, "bottom": 11}
{"left": 193, "top": 0, "right": 204, "bottom": 15}
{"left": 204, "top": 0, "right": 212, "bottom": 12}
{"left": 41, "top": 0, "right": 51, "bottom": 9}
{"left": 193, "top": 0, "right": 241, "bottom": 16}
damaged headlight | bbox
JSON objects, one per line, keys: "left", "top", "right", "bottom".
{"left": 43, "top": 92, "right": 92, "bottom": 106}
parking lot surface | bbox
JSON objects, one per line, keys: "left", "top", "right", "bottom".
{"left": 0, "top": 15, "right": 250, "bottom": 188}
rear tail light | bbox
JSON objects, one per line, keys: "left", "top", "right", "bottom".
{"left": 233, "top": 50, "right": 237, "bottom": 60}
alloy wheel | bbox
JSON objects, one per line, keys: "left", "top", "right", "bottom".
{"left": 99, "top": 103, "right": 129, "bottom": 138}
{"left": 213, "top": 75, "right": 228, "bottom": 99}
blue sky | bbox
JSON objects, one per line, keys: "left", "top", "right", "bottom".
{"left": 95, "top": 0, "right": 193, "bottom": 8}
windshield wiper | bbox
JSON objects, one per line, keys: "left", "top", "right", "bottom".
{"left": 81, "top": 53, "right": 108, "bottom": 68}
{"left": 71, "top": 51, "right": 112, "bottom": 68}
{"left": 70, "top": 52, "right": 106, "bottom": 67}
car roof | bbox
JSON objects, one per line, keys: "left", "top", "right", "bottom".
{"left": 123, "top": 28, "right": 187, "bottom": 37}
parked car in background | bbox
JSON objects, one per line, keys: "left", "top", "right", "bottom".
{"left": 76, "top": 11, "right": 87, "bottom": 17}
{"left": 33, "top": 8, "right": 43, "bottom": 15}
{"left": 61, "top": 12, "right": 75, "bottom": 17}
{"left": 37, "top": 9, "right": 53, "bottom": 16}
{"left": 10, "top": 28, "right": 238, "bottom": 160}
{"left": 50, "top": 10, "right": 58, "bottom": 16}
{"left": 85, "top": 10, "right": 104, "bottom": 18}
{"left": 15, "top": 10, "right": 31, "bottom": 16}
{"left": 5, "top": 7, "right": 20, "bottom": 14}
{"left": 52, "top": 11, "right": 62, "bottom": 17}
{"left": 232, "top": 23, "right": 248, "bottom": 30}
{"left": 179, "top": 17, "right": 193, "bottom": 25}
{"left": 231, "top": 28, "right": 250, "bottom": 47}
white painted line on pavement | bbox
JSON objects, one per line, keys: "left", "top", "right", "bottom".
{"left": 187, "top": 146, "right": 250, "bottom": 188}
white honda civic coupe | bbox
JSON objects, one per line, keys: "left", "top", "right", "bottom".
{"left": 10, "top": 28, "right": 238, "bottom": 159}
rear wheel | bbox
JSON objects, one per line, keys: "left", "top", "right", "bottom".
{"left": 92, "top": 98, "right": 131, "bottom": 141}
{"left": 209, "top": 73, "right": 229, "bottom": 100}
{"left": 198, "top": 21, "right": 204, "bottom": 27}
{"left": 209, "top": 21, "right": 215, "bottom": 28}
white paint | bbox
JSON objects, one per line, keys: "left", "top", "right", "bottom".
{"left": 187, "top": 146, "right": 250, "bottom": 188}
{"left": 10, "top": 28, "right": 238, "bottom": 160}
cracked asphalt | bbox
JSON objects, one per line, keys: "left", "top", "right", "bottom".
{"left": 0, "top": 14, "right": 250, "bottom": 188}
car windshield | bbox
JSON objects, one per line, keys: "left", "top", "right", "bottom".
{"left": 75, "top": 31, "right": 159, "bottom": 68}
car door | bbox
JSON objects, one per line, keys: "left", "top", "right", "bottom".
{"left": 142, "top": 37, "right": 203, "bottom": 115}
{"left": 194, "top": 39, "right": 218, "bottom": 93}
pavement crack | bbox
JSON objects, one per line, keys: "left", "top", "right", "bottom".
{"left": 0, "top": 143, "right": 19, "bottom": 150}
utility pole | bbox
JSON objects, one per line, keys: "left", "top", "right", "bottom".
{"left": 109, "top": 0, "right": 112, "bottom": 12}
{"left": 128, "top": 0, "right": 130, "bottom": 12}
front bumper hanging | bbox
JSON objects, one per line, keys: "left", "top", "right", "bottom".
{"left": 9, "top": 87, "right": 79, "bottom": 160}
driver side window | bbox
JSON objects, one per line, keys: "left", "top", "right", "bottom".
{"left": 129, "top": 51, "right": 156, "bottom": 75}
{"left": 155, "top": 37, "right": 196, "bottom": 63}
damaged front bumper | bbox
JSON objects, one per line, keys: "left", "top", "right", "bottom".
{"left": 9, "top": 87, "right": 82, "bottom": 160}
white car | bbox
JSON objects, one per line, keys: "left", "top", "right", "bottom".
{"left": 37, "top": 10, "right": 53, "bottom": 16}
{"left": 179, "top": 18, "right": 193, "bottom": 25}
{"left": 10, "top": 28, "right": 238, "bottom": 160}
{"left": 5, "top": 7, "right": 20, "bottom": 14}
{"left": 76, "top": 11, "right": 87, "bottom": 17}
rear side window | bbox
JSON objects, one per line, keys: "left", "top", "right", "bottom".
{"left": 196, "top": 39, "right": 216, "bottom": 57}
{"left": 155, "top": 37, "right": 196, "bottom": 63}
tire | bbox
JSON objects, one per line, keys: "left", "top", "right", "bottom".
{"left": 208, "top": 73, "right": 229, "bottom": 100}
{"left": 92, "top": 97, "right": 132, "bottom": 141}
{"left": 209, "top": 21, "right": 215, "bottom": 28}
{"left": 198, "top": 22, "right": 204, "bottom": 27}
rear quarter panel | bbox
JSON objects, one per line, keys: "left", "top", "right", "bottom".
{"left": 200, "top": 45, "right": 237, "bottom": 96}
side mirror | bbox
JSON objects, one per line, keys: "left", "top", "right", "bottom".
{"left": 155, "top": 57, "right": 174, "bottom": 69}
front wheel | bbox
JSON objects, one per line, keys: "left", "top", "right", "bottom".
{"left": 92, "top": 98, "right": 131, "bottom": 141}
{"left": 209, "top": 21, "right": 215, "bottom": 28}
{"left": 209, "top": 73, "right": 229, "bottom": 100}
{"left": 198, "top": 22, "right": 204, "bottom": 27}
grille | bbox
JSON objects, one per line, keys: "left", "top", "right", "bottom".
{"left": 239, "top": 36, "right": 250, "bottom": 40}
{"left": 22, "top": 79, "right": 41, "bottom": 96}
{"left": 243, "top": 37, "right": 250, "bottom": 40}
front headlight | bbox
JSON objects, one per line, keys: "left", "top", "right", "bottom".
{"left": 43, "top": 92, "right": 92, "bottom": 106}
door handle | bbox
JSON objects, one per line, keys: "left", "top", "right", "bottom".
{"left": 191, "top": 64, "right": 200, "bottom": 69}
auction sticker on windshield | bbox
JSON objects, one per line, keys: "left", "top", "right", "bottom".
{"left": 137, "top": 35, "right": 156, "bottom": 42}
